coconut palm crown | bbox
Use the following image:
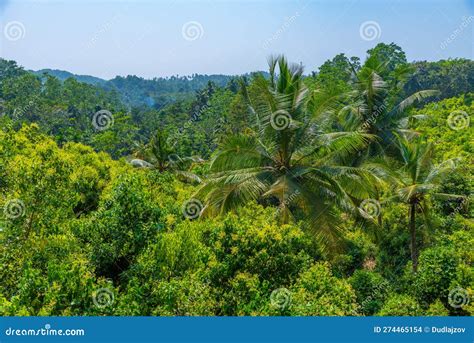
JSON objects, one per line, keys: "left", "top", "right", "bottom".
{"left": 338, "top": 55, "right": 440, "bottom": 158}
{"left": 197, "top": 56, "right": 377, "bottom": 246}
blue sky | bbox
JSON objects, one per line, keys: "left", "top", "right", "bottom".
{"left": 0, "top": 0, "right": 473, "bottom": 79}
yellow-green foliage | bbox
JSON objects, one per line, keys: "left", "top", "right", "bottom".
{"left": 377, "top": 294, "right": 423, "bottom": 316}
{"left": 0, "top": 121, "right": 472, "bottom": 316}
{"left": 289, "top": 263, "right": 358, "bottom": 316}
{"left": 413, "top": 94, "right": 473, "bottom": 161}
{"left": 0, "top": 125, "right": 124, "bottom": 315}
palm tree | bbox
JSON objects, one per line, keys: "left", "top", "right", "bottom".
{"left": 197, "top": 56, "right": 376, "bottom": 246}
{"left": 338, "top": 55, "right": 439, "bottom": 159}
{"left": 131, "top": 130, "right": 202, "bottom": 183}
{"left": 367, "top": 135, "right": 462, "bottom": 272}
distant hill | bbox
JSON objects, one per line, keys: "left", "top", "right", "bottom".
{"left": 103, "top": 74, "right": 237, "bottom": 108}
{"left": 31, "top": 69, "right": 107, "bottom": 86}
{"left": 30, "top": 67, "right": 269, "bottom": 108}
{"left": 31, "top": 68, "right": 239, "bottom": 108}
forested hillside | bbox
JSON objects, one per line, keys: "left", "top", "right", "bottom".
{"left": 0, "top": 43, "right": 472, "bottom": 316}
{"left": 32, "top": 67, "right": 239, "bottom": 109}
{"left": 32, "top": 69, "right": 107, "bottom": 86}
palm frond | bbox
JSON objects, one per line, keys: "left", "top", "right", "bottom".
{"left": 392, "top": 90, "right": 440, "bottom": 115}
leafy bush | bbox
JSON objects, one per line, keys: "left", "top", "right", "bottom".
{"left": 204, "top": 204, "right": 319, "bottom": 295}
{"left": 377, "top": 294, "right": 422, "bottom": 316}
{"left": 117, "top": 273, "right": 217, "bottom": 316}
{"left": 0, "top": 233, "right": 110, "bottom": 316}
{"left": 411, "top": 246, "right": 460, "bottom": 308}
{"left": 425, "top": 300, "right": 449, "bottom": 316}
{"left": 332, "top": 230, "right": 378, "bottom": 277}
{"left": 81, "top": 173, "right": 163, "bottom": 279}
{"left": 289, "top": 263, "right": 358, "bottom": 316}
{"left": 349, "top": 270, "right": 390, "bottom": 315}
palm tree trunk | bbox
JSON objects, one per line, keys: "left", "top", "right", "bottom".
{"left": 409, "top": 203, "right": 418, "bottom": 272}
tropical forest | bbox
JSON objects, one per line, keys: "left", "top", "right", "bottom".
{"left": 0, "top": 43, "right": 472, "bottom": 316}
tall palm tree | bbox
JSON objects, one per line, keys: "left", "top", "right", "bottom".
{"left": 197, "top": 56, "right": 376, "bottom": 246}
{"left": 367, "top": 135, "right": 462, "bottom": 271}
{"left": 338, "top": 55, "right": 439, "bottom": 158}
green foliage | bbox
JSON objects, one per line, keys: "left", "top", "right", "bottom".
{"left": 289, "top": 263, "right": 358, "bottom": 316}
{"left": 206, "top": 204, "right": 318, "bottom": 287}
{"left": 349, "top": 270, "right": 390, "bottom": 315}
{"left": 0, "top": 230, "right": 114, "bottom": 316}
{"left": 413, "top": 94, "right": 473, "bottom": 160}
{"left": 377, "top": 294, "right": 423, "bottom": 316}
{"left": 367, "top": 134, "right": 463, "bottom": 271}
{"left": 404, "top": 59, "right": 474, "bottom": 101}
{"left": 425, "top": 300, "right": 449, "bottom": 316}
{"left": 411, "top": 246, "right": 459, "bottom": 306}
{"left": 79, "top": 173, "right": 163, "bottom": 279}
{"left": 409, "top": 241, "right": 473, "bottom": 315}
{"left": 308, "top": 53, "right": 359, "bottom": 93}
{"left": 0, "top": 46, "right": 472, "bottom": 317}
{"left": 377, "top": 203, "right": 411, "bottom": 280}
{"left": 331, "top": 230, "right": 378, "bottom": 277}
{"left": 117, "top": 273, "right": 217, "bottom": 316}
{"left": 104, "top": 74, "right": 234, "bottom": 108}
{"left": 198, "top": 56, "right": 375, "bottom": 248}
{"left": 339, "top": 47, "right": 438, "bottom": 158}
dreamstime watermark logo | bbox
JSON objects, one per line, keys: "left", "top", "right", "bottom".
{"left": 92, "top": 110, "right": 114, "bottom": 131}
{"left": 356, "top": 280, "right": 389, "bottom": 315}
{"left": 270, "top": 110, "right": 292, "bottom": 130}
{"left": 262, "top": 12, "right": 300, "bottom": 50}
{"left": 85, "top": 13, "right": 122, "bottom": 50}
{"left": 92, "top": 287, "right": 114, "bottom": 308}
{"left": 4, "top": 21, "right": 26, "bottom": 41}
{"left": 166, "top": 130, "right": 184, "bottom": 146}
{"left": 13, "top": 95, "right": 39, "bottom": 119}
{"left": 270, "top": 288, "right": 291, "bottom": 310}
{"left": 182, "top": 198, "right": 203, "bottom": 219}
{"left": 440, "top": 16, "right": 474, "bottom": 50}
{"left": 358, "top": 199, "right": 381, "bottom": 219}
{"left": 358, "top": 102, "right": 387, "bottom": 132}
{"left": 359, "top": 21, "right": 381, "bottom": 41}
{"left": 5, "top": 323, "right": 85, "bottom": 337}
{"left": 448, "top": 195, "right": 469, "bottom": 218}
{"left": 3, "top": 199, "right": 26, "bottom": 219}
{"left": 447, "top": 110, "right": 470, "bottom": 131}
{"left": 274, "top": 190, "right": 300, "bottom": 218}
{"left": 182, "top": 21, "right": 204, "bottom": 41}
{"left": 448, "top": 287, "right": 469, "bottom": 308}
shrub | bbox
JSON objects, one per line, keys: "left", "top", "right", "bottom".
{"left": 83, "top": 173, "right": 163, "bottom": 279}
{"left": 425, "top": 300, "right": 449, "bottom": 316}
{"left": 349, "top": 270, "right": 390, "bottom": 315}
{"left": 0, "top": 234, "right": 109, "bottom": 316}
{"left": 289, "top": 263, "right": 358, "bottom": 316}
{"left": 222, "top": 272, "right": 268, "bottom": 316}
{"left": 412, "top": 246, "right": 459, "bottom": 307}
{"left": 205, "top": 204, "right": 318, "bottom": 294}
{"left": 332, "top": 230, "right": 377, "bottom": 277}
{"left": 117, "top": 273, "right": 217, "bottom": 316}
{"left": 377, "top": 294, "right": 422, "bottom": 316}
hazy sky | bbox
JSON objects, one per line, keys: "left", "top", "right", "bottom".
{"left": 0, "top": 0, "right": 473, "bottom": 79}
